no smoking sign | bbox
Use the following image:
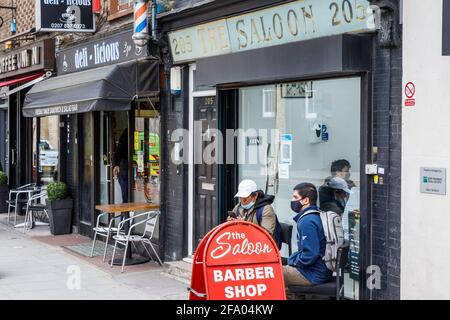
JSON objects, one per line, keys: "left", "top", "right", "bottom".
{"left": 404, "top": 81, "right": 416, "bottom": 107}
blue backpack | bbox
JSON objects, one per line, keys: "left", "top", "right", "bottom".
{"left": 255, "top": 207, "right": 283, "bottom": 250}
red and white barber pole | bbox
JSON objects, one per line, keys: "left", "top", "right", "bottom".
{"left": 132, "top": 0, "right": 150, "bottom": 47}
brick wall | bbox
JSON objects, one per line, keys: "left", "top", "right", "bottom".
{"left": 0, "top": 0, "right": 34, "bottom": 41}
{"left": 370, "top": 21, "right": 402, "bottom": 300}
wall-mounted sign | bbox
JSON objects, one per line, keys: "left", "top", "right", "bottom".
{"left": 421, "top": 167, "right": 447, "bottom": 195}
{"left": 404, "top": 81, "right": 416, "bottom": 107}
{"left": 169, "top": 0, "right": 376, "bottom": 63}
{"left": 36, "top": 0, "right": 95, "bottom": 33}
{"left": 443, "top": 0, "right": 450, "bottom": 55}
{"left": 0, "top": 39, "right": 55, "bottom": 80}
{"left": 56, "top": 30, "right": 149, "bottom": 75}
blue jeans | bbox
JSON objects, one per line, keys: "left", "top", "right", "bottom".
{"left": 118, "top": 174, "right": 128, "bottom": 204}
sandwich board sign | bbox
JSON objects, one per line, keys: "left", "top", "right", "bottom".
{"left": 189, "top": 221, "right": 286, "bottom": 300}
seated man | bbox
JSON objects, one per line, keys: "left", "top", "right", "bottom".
{"left": 283, "top": 183, "right": 332, "bottom": 287}
{"left": 320, "top": 177, "right": 352, "bottom": 215}
{"left": 229, "top": 179, "right": 277, "bottom": 239}
{"left": 319, "top": 159, "right": 355, "bottom": 207}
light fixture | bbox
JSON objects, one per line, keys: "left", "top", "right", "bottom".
{"left": 0, "top": 1, "right": 17, "bottom": 35}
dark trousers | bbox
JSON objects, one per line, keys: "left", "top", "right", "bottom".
{"left": 118, "top": 174, "right": 129, "bottom": 204}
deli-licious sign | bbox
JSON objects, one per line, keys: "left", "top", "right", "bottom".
{"left": 56, "top": 30, "right": 149, "bottom": 75}
{"left": 189, "top": 221, "right": 286, "bottom": 300}
{"left": 36, "top": 0, "right": 95, "bottom": 33}
{"left": 0, "top": 39, "right": 55, "bottom": 80}
{"left": 169, "top": 0, "right": 376, "bottom": 63}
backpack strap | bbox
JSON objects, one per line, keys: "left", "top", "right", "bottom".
{"left": 256, "top": 207, "right": 264, "bottom": 225}
{"left": 299, "top": 209, "right": 321, "bottom": 220}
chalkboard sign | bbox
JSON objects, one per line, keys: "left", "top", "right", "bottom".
{"left": 348, "top": 210, "right": 361, "bottom": 281}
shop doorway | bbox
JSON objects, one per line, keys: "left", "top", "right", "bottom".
{"left": 193, "top": 95, "right": 219, "bottom": 249}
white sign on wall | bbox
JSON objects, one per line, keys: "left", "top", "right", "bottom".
{"left": 420, "top": 167, "right": 447, "bottom": 195}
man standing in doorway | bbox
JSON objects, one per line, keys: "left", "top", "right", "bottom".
{"left": 113, "top": 128, "right": 129, "bottom": 204}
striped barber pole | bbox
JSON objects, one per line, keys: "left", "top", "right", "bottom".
{"left": 134, "top": 0, "right": 148, "bottom": 35}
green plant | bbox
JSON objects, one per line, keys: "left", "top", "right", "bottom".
{"left": 0, "top": 171, "right": 7, "bottom": 185}
{"left": 47, "top": 181, "right": 68, "bottom": 201}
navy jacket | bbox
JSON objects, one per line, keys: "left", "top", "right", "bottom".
{"left": 288, "top": 205, "right": 332, "bottom": 285}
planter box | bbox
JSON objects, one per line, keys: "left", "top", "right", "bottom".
{"left": 47, "top": 198, "right": 73, "bottom": 235}
{"left": 0, "top": 185, "right": 9, "bottom": 213}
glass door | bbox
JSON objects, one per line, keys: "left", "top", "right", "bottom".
{"left": 237, "top": 77, "right": 361, "bottom": 299}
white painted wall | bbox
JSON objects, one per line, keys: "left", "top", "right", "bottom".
{"left": 402, "top": 0, "right": 450, "bottom": 299}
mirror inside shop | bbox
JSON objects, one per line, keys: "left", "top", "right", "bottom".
{"left": 237, "top": 77, "right": 361, "bottom": 299}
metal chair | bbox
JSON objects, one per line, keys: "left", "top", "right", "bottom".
{"left": 7, "top": 183, "right": 38, "bottom": 226}
{"left": 280, "top": 222, "right": 293, "bottom": 266}
{"left": 90, "top": 212, "right": 123, "bottom": 262}
{"left": 110, "top": 211, "right": 163, "bottom": 273}
{"left": 23, "top": 191, "right": 48, "bottom": 233}
{"left": 288, "top": 241, "right": 350, "bottom": 300}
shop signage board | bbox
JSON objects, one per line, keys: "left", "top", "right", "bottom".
{"left": 36, "top": 0, "right": 95, "bottom": 33}
{"left": 56, "top": 30, "right": 149, "bottom": 75}
{"left": 0, "top": 39, "right": 55, "bottom": 80}
{"left": 420, "top": 167, "right": 447, "bottom": 195}
{"left": 189, "top": 221, "right": 286, "bottom": 300}
{"left": 169, "top": 0, "right": 376, "bottom": 63}
{"left": 348, "top": 210, "right": 360, "bottom": 281}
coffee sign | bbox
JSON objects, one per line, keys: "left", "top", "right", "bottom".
{"left": 56, "top": 30, "right": 149, "bottom": 75}
{"left": 0, "top": 40, "right": 55, "bottom": 80}
{"left": 36, "top": 0, "right": 95, "bottom": 33}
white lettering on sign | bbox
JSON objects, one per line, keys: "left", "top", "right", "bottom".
{"left": 213, "top": 267, "right": 275, "bottom": 282}
{"left": 43, "top": 0, "right": 91, "bottom": 5}
{"left": 224, "top": 284, "right": 268, "bottom": 299}
{"left": 0, "top": 46, "right": 42, "bottom": 74}
{"left": 210, "top": 232, "right": 273, "bottom": 260}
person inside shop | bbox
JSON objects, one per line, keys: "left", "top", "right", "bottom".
{"left": 319, "top": 159, "right": 355, "bottom": 206}
{"left": 320, "top": 177, "right": 352, "bottom": 215}
{"left": 283, "top": 183, "right": 332, "bottom": 287}
{"left": 113, "top": 128, "right": 129, "bottom": 204}
{"left": 228, "top": 179, "right": 277, "bottom": 239}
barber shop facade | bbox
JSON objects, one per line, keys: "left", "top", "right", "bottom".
{"left": 159, "top": 0, "right": 402, "bottom": 300}
{"left": 22, "top": 29, "right": 163, "bottom": 243}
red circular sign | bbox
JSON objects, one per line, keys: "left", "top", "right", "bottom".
{"left": 405, "top": 82, "right": 416, "bottom": 99}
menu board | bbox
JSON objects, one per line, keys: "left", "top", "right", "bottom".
{"left": 348, "top": 210, "right": 361, "bottom": 281}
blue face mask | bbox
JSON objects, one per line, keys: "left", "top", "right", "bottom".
{"left": 241, "top": 201, "right": 255, "bottom": 210}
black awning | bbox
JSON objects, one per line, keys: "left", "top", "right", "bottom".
{"left": 23, "top": 59, "right": 159, "bottom": 117}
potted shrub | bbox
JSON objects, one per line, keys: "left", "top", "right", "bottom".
{"left": 0, "top": 171, "right": 8, "bottom": 213}
{"left": 47, "top": 181, "right": 73, "bottom": 235}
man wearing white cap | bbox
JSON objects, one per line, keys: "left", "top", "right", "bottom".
{"left": 229, "top": 179, "right": 277, "bottom": 239}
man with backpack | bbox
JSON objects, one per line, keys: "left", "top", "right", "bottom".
{"left": 283, "top": 183, "right": 333, "bottom": 287}
{"left": 229, "top": 180, "right": 280, "bottom": 242}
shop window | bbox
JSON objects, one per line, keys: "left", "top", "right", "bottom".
{"left": 108, "top": 0, "right": 133, "bottom": 20}
{"left": 237, "top": 77, "right": 361, "bottom": 299}
{"left": 33, "top": 116, "right": 60, "bottom": 185}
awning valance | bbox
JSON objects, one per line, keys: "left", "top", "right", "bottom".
{"left": 23, "top": 59, "right": 159, "bottom": 117}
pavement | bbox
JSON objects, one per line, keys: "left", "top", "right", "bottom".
{"left": 0, "top": 214, "right": 189, "bottom": 300}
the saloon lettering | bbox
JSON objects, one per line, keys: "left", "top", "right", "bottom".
{"left": 169, "top": 0, "right": 374, "bottom": 63}
{"left": 209, "top": 231, "right": 273, "bottom": 260}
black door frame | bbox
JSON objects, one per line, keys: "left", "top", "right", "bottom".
{"left": 218, "top": 73, "right": 373, "bottom": 300}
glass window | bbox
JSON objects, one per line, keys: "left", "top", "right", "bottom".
{"left": 33, "top": 116, "right": 60, "bottom": 185}
{"left": 237, "top": 77, "right": 361, "bottom": 299}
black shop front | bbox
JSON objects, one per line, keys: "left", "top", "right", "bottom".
{"left": 22, "top": 30, "right": 162, "bottom": 242}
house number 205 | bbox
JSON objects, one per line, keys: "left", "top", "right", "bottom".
{"left": 329, "top": 0, "right": 368, "bottom": 25}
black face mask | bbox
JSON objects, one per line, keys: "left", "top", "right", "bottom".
{"left": 291, "top": 200, "right": 303, "bottom": 213}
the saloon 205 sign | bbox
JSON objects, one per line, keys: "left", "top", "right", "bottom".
{"left": 36, "top": 0, "right": 95, "bottom": 33}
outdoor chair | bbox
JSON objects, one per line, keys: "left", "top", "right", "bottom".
{"left": 280, "top": 222, "right": 293, "bottom": 266}
{"left": 288, "top": 241, "right": 350, "bottom": 300}
{"left": 7, "top": 183, "right": 38, "bottom": 226}
{"left": 90, "top": 212, "right": 123, "bottom": 262}
{"left": 23, "top": 191, "right": 48, "bottom": 233}
{"left": 110, "top": 211, "right": 163, "bottom": 273}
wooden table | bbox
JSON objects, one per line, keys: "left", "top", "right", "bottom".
{"left": 95, "top": 202, "right": 160, "bottom": 266}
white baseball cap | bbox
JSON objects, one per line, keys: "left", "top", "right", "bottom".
{"left": 234, "top": 180, "right": 258, "bottom": 198}
{"left": 328, "top": 177, "right": 352, "bottom": 194}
